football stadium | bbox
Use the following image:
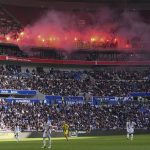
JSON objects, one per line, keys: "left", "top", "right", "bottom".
{"left": 0, "top": 0, "right": 150, "bottom": 149}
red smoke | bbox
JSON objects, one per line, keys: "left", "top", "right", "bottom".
{"left": 3, "top": 8, "right": 150, "bottom": 52}
{"left": 4, "top": 28, "right": 127, "bottom": 51}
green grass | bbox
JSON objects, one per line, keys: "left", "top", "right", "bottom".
{"left": 0, "top": 135, "right": 150, "bottom": 150}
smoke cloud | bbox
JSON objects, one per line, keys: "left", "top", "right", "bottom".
{"left": 11, "top": 7, "right": 150, "bottom": 52}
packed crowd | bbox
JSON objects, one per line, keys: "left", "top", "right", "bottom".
{"left": 0, "top": 101, "right": 149, "bottom": 131}
{"left": 0, "top": 65, "right": 149, "bottom": 131}
{"left": 0, "top": 65, "right": 150, "bottom": 97}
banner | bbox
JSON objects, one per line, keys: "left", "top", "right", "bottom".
{"left": 5, "top": 98, "right": 40, "bottom": 103}
{"left": 92, "top": 96, "right": 119, "bottom": 105}
{"left": 1, "top": 55, "right": 150, "bottom": 66}
{"left": 0, "top": 89, "right": 37, "bottom": 95}
{"left": 92, "top": 96, "right": 102, "bottom": 105}
{"left": 45, "top": 95, "right": 63, "bottom": 104}
{"left": 45, "top": 96, "right": 84, "bottom": 105}
{"left": 92, "top": 96, "right": 134, "bottom": 105}
{"left": 129, "top": 92, "right": 150, "bottom": 97}
{"left": 64, "top": 96, "right": 84, "bottom": 105}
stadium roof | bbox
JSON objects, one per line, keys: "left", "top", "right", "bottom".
{"left": 0, "top": 0, "right": 149, "bottom": 26}
{"left": 1, "top": 0, "right": 150, "bottom": 3}
{"left": 0, "top": 0, "right": 150, "bottom": 11}
{"left": 0, "top": 1, "right": 149, "bottom": 12}
{"left": 34, "top": 0, "right": 150, "bottom": 2}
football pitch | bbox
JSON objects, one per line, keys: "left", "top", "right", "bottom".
{"left": 0, "top": 135, "right": 150, "bottom": 150}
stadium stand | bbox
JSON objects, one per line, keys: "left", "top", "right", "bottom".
{"left": 0, "top": 99, "right": 149, "bottom": 131}
{"left": 0, "top": 65, "right": 149, "bottom": 97}
{"left": 0, "top": 0, "right": 149, "bottom": 137}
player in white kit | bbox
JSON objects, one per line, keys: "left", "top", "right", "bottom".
{"left": 14, "top": 123, "right": 20, "bottom": 142}
{"left": 41, "top": 119, "right": 57, "bottom": 149}
{"left": 126, "top": 119, "right": 136, "bottom": 140}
